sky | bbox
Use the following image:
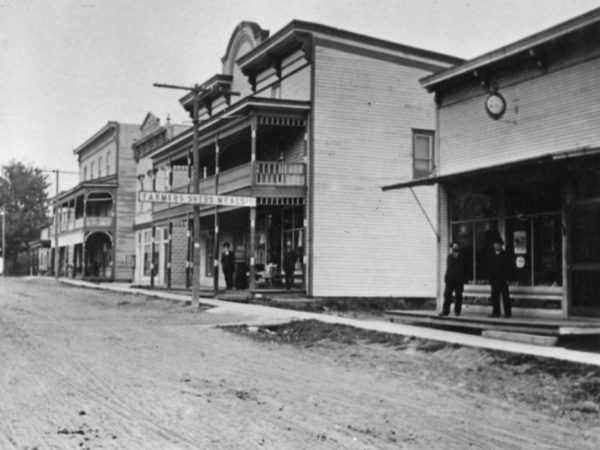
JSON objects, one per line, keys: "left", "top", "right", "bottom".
{"left": 2, "top": 0, "right": 600, "bottom": 194}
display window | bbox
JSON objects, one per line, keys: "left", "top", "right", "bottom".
{"left": 450, "top": 181, "right": 562, "bottom": 287}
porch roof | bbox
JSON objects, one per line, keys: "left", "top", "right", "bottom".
{"left": 55, "top": 176, "right": 118, "bottom": 203}
{"left": 381, "top": 146, "right": 600, "bottom": 191}
{"left": 151, "top": 97, "right": 311, "bottom": 164}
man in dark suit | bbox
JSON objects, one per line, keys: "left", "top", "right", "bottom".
{"left": 488, "top": 237, "right": 513, "bottom": 318}
{"left": 220, "top": 242, "right": 235, "bottom": 290}
{"left": 283, "top": 240, "right": 297, "bottom": 290}
{"left": 441, "top": 241, "right": 468, "bottom": 317}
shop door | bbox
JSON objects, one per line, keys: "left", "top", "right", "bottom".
{"left": 569, "top": 200, "right": 600, "bottom": 316}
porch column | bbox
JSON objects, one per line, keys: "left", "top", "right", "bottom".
{"left": 249, "top": 117, "right": 257, "bottom": 290}
{"left": 250, "top": 116, "right": 257, "bottom": 187}
{"left": 83, "top": 194, "right": 88, "bottom": 228}
{"left": 213, "top": 136, "right": 220, "bottom": 294}
{"left": 185, "top": 214, "right": 191, "bottom": 289}
{"left": 187, "top": 149, "right": 192, "bottom": 193}
{"left": 249, "top": 206, "right": 256, "bottom": 291}
{"left": 302, "top": 127, "right": 309, "bottom": 290}
{"left": 150, "top": 224, "right": 156, "bottom": 289}
{"left": 167, "top": 220, "right": 173, "bottom": 289}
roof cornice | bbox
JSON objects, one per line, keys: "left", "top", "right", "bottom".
{"left": 72, "top": 122, "right": 119, "bottom": 155}
{"left": 421, "top": 7, "right": 600, "bottom": 91}
{"left": 238, "top": 19, "right": 463, "bottom": 74}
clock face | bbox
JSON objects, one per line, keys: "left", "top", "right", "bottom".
{"left": 485, "top": 93, "right": 506, "bottom": 120}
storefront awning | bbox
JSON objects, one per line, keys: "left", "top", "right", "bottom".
{"left": 382, "top": 146, "right": 600, "bottom": 192}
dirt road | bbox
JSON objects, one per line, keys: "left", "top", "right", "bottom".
{"left": 0, "top": 278, "right": 599, "bottom": 449}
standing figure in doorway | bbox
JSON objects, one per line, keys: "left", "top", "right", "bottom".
{"left": 283, "top": 240, "right": 297, "bottom": 290}
{"left": 441, "top": 241, "right": 468, "bottom": 317}
{"left": 220, "top": 242, "right": 235, "bottom": 290}
{"left": 488, "top": 237, "right": 513, "bottom": 318}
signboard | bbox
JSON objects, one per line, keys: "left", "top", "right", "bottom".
{"left": 139, "top": 191, "right": 256, "bottom": 207}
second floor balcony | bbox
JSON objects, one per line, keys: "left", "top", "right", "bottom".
{"left": 50, "top": 215, "right": 114, "bottom": 236}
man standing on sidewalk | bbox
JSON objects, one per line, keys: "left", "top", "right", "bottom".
{"left": 220, "top": 242, "right": 235, "bottom": 290}
{"left": 283, "top": 240, "right": 297, "bottom": 290}
{"left": 440, "top": 241, "right": 468, "bottom": 317}
{"left": 488, "top": 237, "right": 513, "bottom": 318}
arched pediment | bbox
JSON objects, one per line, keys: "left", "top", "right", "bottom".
{"left": 221, "top": 22, "right": 269, "bottom": 74}
{"left": 221, "top": 22, "right": 269, "bottom": 97}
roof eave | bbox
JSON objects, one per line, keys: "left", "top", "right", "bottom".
{"left": 422, "top": 7, "right": 600, "bottom": 91}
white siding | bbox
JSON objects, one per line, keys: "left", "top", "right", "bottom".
{"left": 312, "top": 45, "right": 439, "bottom": 297}
{"left": 439, "top": 57, "right": 600, "bottom": 175}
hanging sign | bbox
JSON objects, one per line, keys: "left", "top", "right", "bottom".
{"left": 139, "top": 191, "right": 256, "bottom": 207}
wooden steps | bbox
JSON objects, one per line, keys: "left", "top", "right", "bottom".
{"left": 385, "top": 310, "right": 600, "bottom": 346}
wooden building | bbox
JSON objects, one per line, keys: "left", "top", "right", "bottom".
{"left": 138, "top": 20, "right": 461, "bottom": 297}
{"left": 384, "top": 8, "right": 600, "bottom": 317}
{"left": 45, "top": 122, "right": 140, "bottom": 281}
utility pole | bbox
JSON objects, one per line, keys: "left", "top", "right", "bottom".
{"left": 53, "top": 170, "right": 59, "bottom": 280}
{"left": 1, "top": 205, "right": 6, "bottom": 277}
{"left": 154, "top": 83, "right": 206, "bottom": 307}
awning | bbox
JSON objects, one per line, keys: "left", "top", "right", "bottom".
{"left": 382, "top": 146, "right": 600, "bottom": 191}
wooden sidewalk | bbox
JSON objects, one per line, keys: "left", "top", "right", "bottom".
{"left": 385, "top": 310, "right": 600, "bottom": 346}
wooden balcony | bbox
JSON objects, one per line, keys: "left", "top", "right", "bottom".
{"left": 55, "top": 216, "right": 114, "bottom": 234}
{"left": 154, "top": 162, "right": 306, "bottom": 212}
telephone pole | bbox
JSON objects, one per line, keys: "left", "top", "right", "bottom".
{"left": 154, "top": 83, "right": 206, "bottom": 307}
{"left": 1, "top": 205, "right": 6, "bottom": 277}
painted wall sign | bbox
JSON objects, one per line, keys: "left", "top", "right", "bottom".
{"left": 139, "top": 191, "right": 257, "bottom": 207}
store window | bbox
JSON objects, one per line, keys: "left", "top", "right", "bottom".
{"left": 450, "top": 181, "right": 562, "bottom": 287}
{"left": 283, "top": 206, "right": 304, "bottom": 272}
{"left": 413, "top": 130, "right": 434, "bottom": 179}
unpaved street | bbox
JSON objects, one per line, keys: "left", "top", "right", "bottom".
{"left": 1, "top": 278, "right": 599, "bottom": 449}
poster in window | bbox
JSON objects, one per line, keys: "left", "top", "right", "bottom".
{"left": 514, "top": 230, "right": 527, "bottom": 255}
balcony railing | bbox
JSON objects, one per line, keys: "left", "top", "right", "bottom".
{"left": 149, "top": 162, "right": 306, "bottom": 213}
{"left": 53, "top": 216, "right": 114, "bottom": 234}
{"left": 255, "top": 162, "right": 305, "bottom": 185}
{"left": 162, "top": 162, "right": 305, "bottom": 193}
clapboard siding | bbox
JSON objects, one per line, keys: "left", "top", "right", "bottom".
{"left": 312, "top": 45, "right": 439, "bottom": 297}
{"left": 281, "top": 66, "right": 310, "bottom": 101}
{"left": 439, "top": 57, "right": 600, "bottom": 175}
{"left": 114, "top": 124, "right": 140, "bottom": 280}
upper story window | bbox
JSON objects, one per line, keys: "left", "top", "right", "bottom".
{"left": 106, "top": 151, "right": 111, "bottom": 175}
{"left": 98, "top": 156, "right": 103, "bottom": 178}
{"left": 413, "top": 130, "right": 435, "bottom": 179}
{"left": 90, "top": 161, "right": 95, "bottom": 180}
{"left": 271, "top": 82, "right": 281, "bottom": 99}
{"left": 83, "top": 166, "right": 88, "bottom": 181}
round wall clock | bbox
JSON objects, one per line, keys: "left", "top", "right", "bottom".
{"left": 485, "top": 92, "right": 506, "bottom": 120}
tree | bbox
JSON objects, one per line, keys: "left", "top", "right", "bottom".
{"left": 0, "top": 161, "right": 50, "bottom": 274}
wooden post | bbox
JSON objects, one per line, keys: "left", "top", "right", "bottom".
{"left": 213, "top": 137, "right": 220, "bottom": 295}
{"left": 191, "top": 87, "right": 201, "bottom": 306}
{"left": 150, "top": 224, "right": 155, "bottom": 289}
{"left": 167, "top": 220, "right": 172, "bottom": 288}
{"left": 186, "top": 214, "right": 191, "bottom": 289}
{"left": 249, "top": 206, "right": 256, "bottom": 291}
{"left": 249, "top": 117, "right": 257, "bottom": 291}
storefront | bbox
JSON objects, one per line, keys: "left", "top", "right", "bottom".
{"left": 385, "top": 8, "right": 600, "bottom": 317}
